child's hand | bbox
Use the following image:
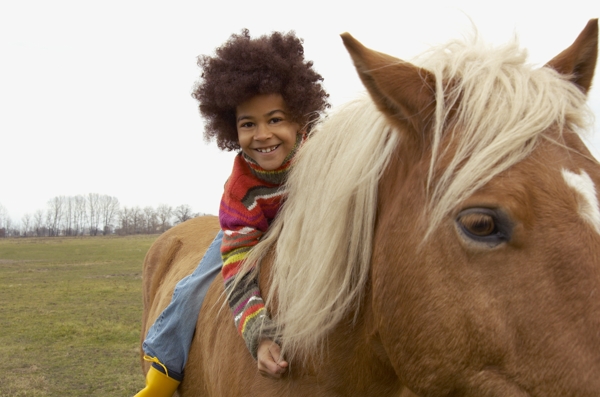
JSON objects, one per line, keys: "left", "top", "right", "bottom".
{"left": 257, "top": 339, "right": 288, "bottom": 379}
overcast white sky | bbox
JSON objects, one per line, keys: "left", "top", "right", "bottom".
{"left": 1, "top": 0, "right": 599, "bottom": 223}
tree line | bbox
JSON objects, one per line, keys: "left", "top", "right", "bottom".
{"left": 0, "top": 193, "right": 206, "bottom": 238}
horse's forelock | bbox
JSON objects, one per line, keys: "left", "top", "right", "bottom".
{"left": 422, "top": 35, "right": 593, "bottom": 240}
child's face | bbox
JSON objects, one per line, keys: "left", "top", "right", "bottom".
{"left": 236, "top": 93, "right": 300, "bottom": 171}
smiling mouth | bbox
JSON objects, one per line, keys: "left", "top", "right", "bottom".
{"left": 255, "top": 144, "right": 280, "bottom": 153}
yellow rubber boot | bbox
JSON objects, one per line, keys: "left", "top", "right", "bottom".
{"left": 134, "top": 366, "right": 180, "bottom": 397}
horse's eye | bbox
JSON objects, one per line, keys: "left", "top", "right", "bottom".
{"left": 458, "top": 212, "right": 495, "bottom": 236}
{"left": 455, "top": 208, "right": 512, "bottom": 247}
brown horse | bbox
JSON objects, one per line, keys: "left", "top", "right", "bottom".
{"left": 141, "top": 20, "right": 600, "bottom": 396}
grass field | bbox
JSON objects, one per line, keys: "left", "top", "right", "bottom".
{"left": 0, "top": 235, "right": 158, "bottom": 396}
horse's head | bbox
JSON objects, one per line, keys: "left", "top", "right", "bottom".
{"left": 343, "top": 20, "right": 600, "bottom": 395}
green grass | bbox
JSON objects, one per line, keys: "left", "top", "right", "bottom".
{"left": 0, "top": 235, "right": 158, "bottom": 396}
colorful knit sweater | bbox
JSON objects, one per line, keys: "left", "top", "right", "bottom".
{"left": 219, "top": 137, "right": 300, "bottom": 359}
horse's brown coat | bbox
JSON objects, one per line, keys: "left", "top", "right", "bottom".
{"left": 141, "top": 20, "right": 600, "bottom": 396}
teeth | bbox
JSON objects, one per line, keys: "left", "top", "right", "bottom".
{"left": 256, "top": 145, "right": 279, "bottom": 153}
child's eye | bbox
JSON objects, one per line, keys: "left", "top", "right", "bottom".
{"left": 269, "top": 117, "right": 284, "bottom": 124}
{"left": 239, "top": 122, "right": 254, "bottom": 128}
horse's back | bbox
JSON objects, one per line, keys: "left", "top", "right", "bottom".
{"left": 139, "top": 215, "right": 275, "bottom": 395}
{"left": 140, "top": 216, "right": 221, "bottom": 371}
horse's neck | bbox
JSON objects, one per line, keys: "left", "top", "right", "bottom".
{"left": 259, "top": 253, "right": 402, "bottom": 395}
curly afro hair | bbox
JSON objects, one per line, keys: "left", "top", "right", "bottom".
{"left": 192, "top": 29, "right": 330, "bottom": 151}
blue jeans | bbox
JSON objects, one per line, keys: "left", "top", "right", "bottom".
{"left": 142, "top": 230, "right": 223, "bottom": 380}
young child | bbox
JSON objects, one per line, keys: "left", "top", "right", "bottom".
{"left": 135, "top": 29, "right": 329, "bottom": 396}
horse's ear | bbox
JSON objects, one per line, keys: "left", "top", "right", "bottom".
{"left": 545, "top": 19, "right": 598, "bottom": 94}
{"left": 341, "top": 33, "right": 436, "bottom": 136}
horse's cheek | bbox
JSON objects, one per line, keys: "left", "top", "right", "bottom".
{"left": 370, "top": 220, "right": 456, "bottom": 390}
{"left": 373, "top": 212, "right": 519, "bottom": 394}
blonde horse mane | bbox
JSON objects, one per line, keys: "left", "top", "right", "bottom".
{"left": 242, "top": 96, "right": 399, "bottom": 359}
{"left": 241, "top": 33, "right": 593, "bottom": 360}
{"left": 421, "top": 34, "right": 593, "bottom": 238}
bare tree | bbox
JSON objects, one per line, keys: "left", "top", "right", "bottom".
{"left": 130, "top": 206, "right": 144, "bottom": 234}
{"left": 0, "top": 203, "right": 6, "bottom": 223}
{"left": 156, "top": 204, "right": 172, "bottom": 233}
{"left": 2, "top": 217, "right": 13, "bottom": 237}
{"left": 143, "top": 206, "right": 158, "bottom": 233}
{"left": 33, "top": 209, "right": 45, "bottom": 236}
{"left": 118, "top": 206, "right": 132, "bottom": 235}
{"left": 0, "top": 203, "right": 7, "bottom": 238}
{"left": 87, "top": 193, "right": 101, "bottom": 236}
{"left": 21, "top": 213, "right": 31, "bottom": 237}
{"left": 46, "top": 196, "right": 65, "bottom": 236}
{"left": 73, "top": 195, "right": 86, "bottom": 235}
{"left": 174, "top": 204, "right": 194, "bottom": 224}
{"left": 63, "top": 197, "right": 74, "bottom": 236}
{"left": 100, "top": 195, "right": 120, "bottom": 235}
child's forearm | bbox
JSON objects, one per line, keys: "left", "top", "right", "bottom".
{"left": 225, "top": 272, "right": 275, "bottom": 359}
{"left": 221, "top": 226, "right": 275, "bottom": 359}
